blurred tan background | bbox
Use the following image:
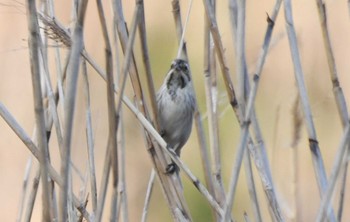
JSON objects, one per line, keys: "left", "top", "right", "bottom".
{"left": 1, "top": 0, "right": 350, "bottom": 221}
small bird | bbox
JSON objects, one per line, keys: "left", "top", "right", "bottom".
{"left": 157, "top": 59, "right": 195, "bottom": 173}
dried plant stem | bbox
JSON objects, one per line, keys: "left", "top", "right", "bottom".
{"left": 23, "top": 167, "right": 40, "bottom": 222}
{"left": 222, "top": 0, "right": 284, "bottom": 221}
{"left": 230, "top": 1, "right": 262, "bottom": 221}
{"left": 82, "top": 60, "right": 98, "bottom": 213}
{"left": 25, "top": 0, "right": 51, "bottom": 220}
{"left": 202, "top": 0, "right": 237, "bottom": 108}
{"left": 16, "top": 157, "right": 33, "bottom": 222}
{"left": 314, "top": 1, "right": 350, "bottom": 220}
{"left": 244, "top": 152, "right": 262, "bottom": 222}
{"left": 117, "top": 114, "right": 128, "bottom": 222}
{"left": 59, "top": 1, "right": 88, "bottom": 221}
{"left": 176, "top": 0, "right": 193, "bottom": 59}
{"left": 141, "top": 170, "right": 156, "bottom": 222}
{"left": 95, "top": 146, "right": 112, "bottom": 222}
{"left": 95, "top": 0, "right": 120, "bottom": 220}
{"left": 137, "top": 0, "right": 158, "bottom": 127}
{"left": 203, "top": 0, "right": 226, "bottom": 218}
{"left": 283, "top": 0, "right": 336, "bottom": 221}
{"left": 0, "top": 103, "right": 91, "bottom": 221}
{"left": 315, "top": 124, "right": 350, "bottom": 222}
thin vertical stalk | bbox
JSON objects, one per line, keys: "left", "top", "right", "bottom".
{"left": 137, "top": 0, "right": 158, "bottom": 127}
{"left": 235, "top": 0, "right": 248, "bottom": 106}
{"left": 59, "top": 1, "right": 88, "bottom": 221}
{"left": 314, "top": 1, "right": 350, "bottom": 220}
{"left": 112, "top": 6, "right": 129, "bottom": 222}
{"left": 236, "top": 1, "right": 284, "bottom": 221}
{"left": 24, "top": 168, "right": 41, "bottom": 222}
{"left": 202, "top": 0, "right": 238, "bottom": 109}
{"left": 203, "top": 0, "right": 284, "bottom": 219}
{"left": 25, "top": 0, "right": 51, "bottom": 220}
{"left": 244, "top": 152, "right": 262, "bottom": 222}
{"left": 203, "top": 0, "right": 225, "bottom": 204}
{"left": 95, "top": 147, "right": 111, "bottom": 222}
{"left": 141, "top": 170, "right": 156, "bottom": 222}
{"left": 95, "top": 0, "right": 119, "bottom": 220}
{"left": 283, "top": 0, "right": 336, "bottom": 221}
{"left": 82, "top": 60, "right": 98, "bottom": 213}
{"left": 0, "top": 103, "right": 91, "bottom": 221}
{"left": 233, "top": 1, "right": 262, "bottom": 221}
{"left": 117, "top": 114, "right": 128, "bottom": 222}
{"left": 16, "top": 157, "right": 33, "bottom": 222}
{"left": 315, "top": 124, "right": 350, "bottom": 222}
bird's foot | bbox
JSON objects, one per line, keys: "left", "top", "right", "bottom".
{"left": 165, "top": 162, "right": 178, "bottom": 174}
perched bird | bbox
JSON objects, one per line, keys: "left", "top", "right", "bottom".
{"left": 156, "top": 59, "right": 195, "bottom": 173}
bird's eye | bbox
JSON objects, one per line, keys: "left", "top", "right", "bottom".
{"left": 181, "top": 63, "right": 189, "bottom": 72}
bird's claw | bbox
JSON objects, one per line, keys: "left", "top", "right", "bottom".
{"left": 165, "top": 163, "right": 178, "bottom": 174}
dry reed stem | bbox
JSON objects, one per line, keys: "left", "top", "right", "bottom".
{"left": 117, "top": 116, "right": 128, "bottom": 222}
{"left": 244, "top": 153, "right": 262, "bottom": 222}
{"left": 203, "top": 0, "right": 227, "bottom": 218}
{"left": 25, "top": 0, "right": 52, "bottom": 220}
{"left": 141, "top": 170, "right": 156, "bottom": 222}
{"left": 222, "top": 0, "right": 284, "bottom": 220}
{"left": 283, "top": 0, "right": 336, "bottom": 221}
{"left": 0, "top": 103, "right": 91, "bottom": 221}
{"left": 95, "top": 0, "right": 119, "bottom": 220}
{"left": 95, "top": 145, "right": 111, "bottom": 221}
{"left": 59, "top": 1, "right": 88, "bottom": 221}
{"left": 16, "top": 157, "right": 33, "bottom": 222}
{"left": 82, "top": 60, "right": 98, "bottom": 213}
{"left": 231, "top": 1, "right": 263, "bottom": 221}
{"left": 137, "top": 0, "right": 158, "bottom": 127}
{"left": 314, "top": 1, "right": 350, "bottom": 220}
{"left": 202, "top": 0, "right": 237, "bottom": 108}
{"left": 23, "top": 167, "right": 40, "bottom": 222}
{"left": 315, "top": 123, "right": 350, "bottom": 221}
